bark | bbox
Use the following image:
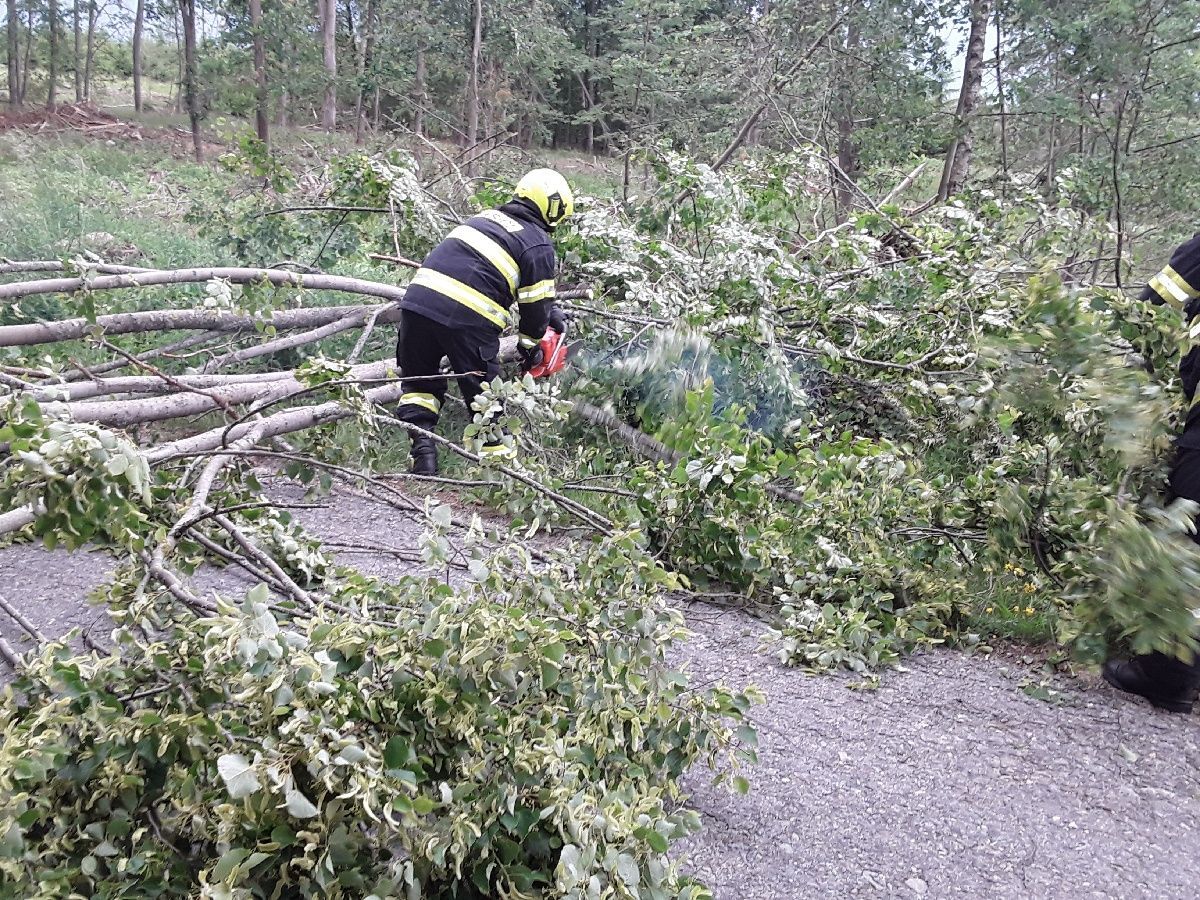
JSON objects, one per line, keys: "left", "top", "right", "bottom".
{"left": 249, "top": 0, "right": 268, "bottom": 143}
{"left": 199, "top": 307, "right": 379, "bottom": 373}
{"left": 833, "top": 20, "right": 860, "bottom": 223}
{"left": 132, "top": 0, "right": 145, "bottom": 110}
{"left": 178, "top": 0, "right": 202, "bottom": 161}
{"left": 464, "top": 0, "right": 482, "bottom": 170}
{"left": 72, "top": 0, "right": 81, "bottom": 101}
{"left": 0, "top": 269, "right": 411, "bottom": 344}
{"left": 352, "top": 0, "right": 376, "bottom": 144}
{"left": 319, "top": 0, "right": 337, "bottom": 131}
{"left": 172, "top": 7, "right": 182, "bottom": 113}
{"left": 83, "top": 0, "right": 96, "bottom": 101}
{"left": 6, "top": 0, "right": 19, "bottom": 108}
{"left": 583, "top": 0, "right": 596, "bottom": 154}
{"left": 994, "top": 3, "right": 1008, "bottom": 182}
{"left": 937, "top": 0, "right": 993, "bottom": 201}
{"left": 46, "top": 0, "right": 58, "bottom": 107}
{"left": 19, "top": 4, "right": 32, "bottom": 101}
{"left": 413, "top": 44, "right": 426, "bottom": 135}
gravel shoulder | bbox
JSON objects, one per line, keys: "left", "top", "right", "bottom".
{"left": 1, "top": 482, "right": 1197, "bottom": 899}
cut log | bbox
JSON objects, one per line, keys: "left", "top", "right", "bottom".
{"left": 0, "top": 301, "right": 402, "bottom": 348}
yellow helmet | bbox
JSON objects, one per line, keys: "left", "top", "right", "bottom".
{"left": 514, "top": 168, "right": 574, "bottom": 228}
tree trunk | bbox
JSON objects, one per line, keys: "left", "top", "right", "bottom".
{"left": 132, "top": 0, "right": 145, "bottom": 112}
{"left": 249, "top": 0, "right": 268, "bottom": 143}
{"left": 994, "top": 2, "right": 1008, "bottom": 184}
{"left": 413, "top": 44, "right": 426, "bottom": 135}
{"left": 937, "top": 0, "right": 992, "bottom": 201}
{"left": 20, "top": 5, "right": 33, "bottom": 101}
{"left": 465, "top": 0, "right": 482, "bottom": 167}
{"left": 178, "top": 0, "right": 202, "bottom": 162}
{"left": 833, "top": 20, "right": 860, "bottom": 223}
{"left": 72, "top": 0, "right": 82, "bottom": 101}
{"left": 83, "top": 0, "right": 97, "bottom": 101}
{"left": 6, "top": 0, "right": 20, "bottom": 108}
{"left": 46, "top": 0, "right": 58, "bottom": 107}
{"left": 319, "top": 0, "right": 336, "bottom": 131}
{"left": 277, "top": 36, "right": 289, "bottom": 127}
{"left": 353, "top": 0, "right": 376, "bottom": 144}
{"left": 172, "top": 8, "right": 183, "bottom": 113}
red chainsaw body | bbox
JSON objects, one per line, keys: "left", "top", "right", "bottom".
{"left": 528, "top": 328, "right": 569, "bottom": 378}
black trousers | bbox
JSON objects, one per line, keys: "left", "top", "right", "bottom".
{"left": 1144, "top": 445, "right": 1200, "bottom": 685}
{"left": 1168, "top": 446, "right": 1200, "bottom": 540}
{"left": 394, "top": 309, "right": 501, "bottom": 431}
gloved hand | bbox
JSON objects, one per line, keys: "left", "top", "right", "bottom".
{"left": 518, "top": 342, "right": 544, "bottom": 373}
{"left": 547, "top": 304, "right": 567, "bottom": 336}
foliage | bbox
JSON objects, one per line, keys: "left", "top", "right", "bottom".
{"left": 0, "top": 523, "right": 755, "bottom": 898}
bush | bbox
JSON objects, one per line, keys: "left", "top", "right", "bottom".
{"left": 0, "top": 528, "right": 757, "bottom": 899}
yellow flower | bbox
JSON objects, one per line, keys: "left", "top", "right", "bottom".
{"left": 985, "top": 606, "right": 994, "bottom": 614}
{"left": 1023, "top": 582, "right": 1037, "bottom": 594}
{"left": 1024, "top": 605, "right": 1035, "bottom": 616}
{"left": 1003, "top": 562, "right": 1014, "bottom": 573}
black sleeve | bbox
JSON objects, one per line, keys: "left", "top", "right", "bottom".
{"left": 1143, "top": 233, "right": 1200, "bottom": 311}
{"left": 515, "top": 242, "right": 557, "bottom": 348}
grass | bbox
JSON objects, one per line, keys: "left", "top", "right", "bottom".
{"left": 0, "top": 130, "right": 228, "bottom": 266}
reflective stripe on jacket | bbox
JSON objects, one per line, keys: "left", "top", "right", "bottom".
{"left": 401, "top": 200, "right": 557, "bottom": 341}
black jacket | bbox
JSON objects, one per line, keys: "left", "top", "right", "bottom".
{"left": 1141, "top": 232, "right": 1200, "bottom": 446}
{"left": 401, "top": 200, "right": 557, "bottom": 345}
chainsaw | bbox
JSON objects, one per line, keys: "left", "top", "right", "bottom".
{"left": 527, "top": 328, "right": 570, "bottom": 378}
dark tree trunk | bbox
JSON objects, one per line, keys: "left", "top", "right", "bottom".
{"left": 994, "top": 2, "right": 1008, "bottom": 183}
{"left": 83, "top": 0, "right": 97, "bottom": 101}
{"left": 178, "top": 0, "right": 202, "bottom": 161}
{"left": 937, "top": 0, "right": 992, "bottom": 200}
{"left": 46, "top": 0, "right": 59, "bottom": 107}
{"left": 833, "top": 20, "right": 860, "bottom": 222}
{"left": 132, "top": 0, "right": 145, "bottom": 111}
{"left": 413, "top": 44, "right": 426, "bottom": 135}
{"left": 72, "top": 0, "right": 82, "bottom": 101}
{"left": 249, "top": 0, "right": 268, "bottom": 143}
{"left": 6, "top": 0, "right": 21, "bottom": 108}
{"left": 20, "top": 5, "right": 32, "bottom": 101}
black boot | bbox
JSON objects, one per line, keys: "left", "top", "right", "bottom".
{"left": 1103, "top": 652, "right": 1200, "bottom": 713}
{"left": 410, "top": 434, "right": 438, "bottom": 476}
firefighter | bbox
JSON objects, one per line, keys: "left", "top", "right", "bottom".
{"left": 1104, "top": 231, "right": 1200, "bottom": 713}
{"left": 393, "top": 168, "right": 573, "bottom": 475}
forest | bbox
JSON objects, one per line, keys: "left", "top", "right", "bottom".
{"left": 1, "top": 0, "right": 1199, "bottom": 897}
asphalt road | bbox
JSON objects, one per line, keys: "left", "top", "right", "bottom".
{"left": 1, "top": 483, "right": 1197, "bottom": 899}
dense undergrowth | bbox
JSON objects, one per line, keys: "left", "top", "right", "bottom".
{"left": 1, "top": 130, "right": 1198, "bottom": 896}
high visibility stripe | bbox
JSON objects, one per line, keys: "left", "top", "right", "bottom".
{"left": 518, "top": 279, "right": 555, "bottom": 304}
{"left": 398, "top": 392, "right": 440, "bottom": 414}
{"left": 449, "top": 225, "right": 519, "bottom": 294}
{"left": 1150, "top": 266, "right": 1198, "bottom": 310}
{"left": 410, "top": 268, "right": 509, "bottom": 328}
{"left": 518, "top": 333, "right": 540, "bottom": 349}
{"left": 479, "top": 442, "right": 516, "bottom": 459}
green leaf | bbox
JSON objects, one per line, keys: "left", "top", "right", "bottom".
{"left": 384, "top": 736, "right": 411, "bottom": 769}
{"left": 635, "top": 827, "right": 669, "bottom": 854}
{"left": 542, "top": 642, "right": 566, "bottom": 664}
{"left": 423, "top": 639, "right": 447, "bottom": 658}
{"left": 213, "top": 847, "right": 251, "bottom": 882}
